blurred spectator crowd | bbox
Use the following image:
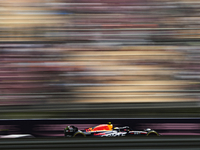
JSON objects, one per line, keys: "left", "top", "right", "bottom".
{"left": 0, "top": 0, "right": 200, "bottom": 106}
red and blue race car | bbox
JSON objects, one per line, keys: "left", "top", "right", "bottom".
{"left": 64, "top": 122, "right": 160, "bottom": 137}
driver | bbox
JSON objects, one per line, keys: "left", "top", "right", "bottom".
{"left": 65, "top": 126, "right": 73, "bottom": 132}
{"left": 107, "top": 122, "right": 113, "bottom": 130}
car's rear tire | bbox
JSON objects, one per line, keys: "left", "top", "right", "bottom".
{"left": 73, "top": 133, "right": 86, "bottom": 137}
{"left": 147, "top": 131, "right": 159, "bottom": 136}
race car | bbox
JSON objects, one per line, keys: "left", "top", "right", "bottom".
{"left": 64, "top": 122, "right": 160, "bottom": 137}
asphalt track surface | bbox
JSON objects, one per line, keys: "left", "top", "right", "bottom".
{"left": 0, "top": 136, "right": 200, "bottom": 150}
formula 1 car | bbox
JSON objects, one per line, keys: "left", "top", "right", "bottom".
{"left": 64, "top": 122, "right": 160, "bottom": 137}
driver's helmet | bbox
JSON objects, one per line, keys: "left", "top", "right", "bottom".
{"left": 145, "top": 128, "right": 151, "bottom": 132}
{"left": 107, "top": 122, "right": 113, "bottom": 130}
{"left": 65, "top": 126, "right": 74, "bottom": 132}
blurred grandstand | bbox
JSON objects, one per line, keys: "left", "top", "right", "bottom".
{"left": 0, "top": 0, "right": 200, "bottom": 118}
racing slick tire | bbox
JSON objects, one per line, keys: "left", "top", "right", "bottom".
{"left": 73, "top": 132, "right": 86, "bottom": 137}
{"left": 146, "top": 131, "right": 160, "bottom": 136}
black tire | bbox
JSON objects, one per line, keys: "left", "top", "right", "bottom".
{"left": 147, "top": 131, "right": 159, "bottom": 136}
{"left": 74, "top": 133, "right": 86, "bottom": 137}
